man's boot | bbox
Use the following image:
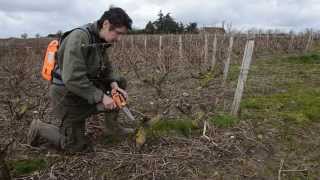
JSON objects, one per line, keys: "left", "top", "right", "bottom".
{"left": 69, "top": 121, "right": 94, "bottom": 152}
{"left": 27, "top": 119, "right": 64, "bottom": 148}
{"left": 104, "top": 111, "right": 134, "bottom": 136}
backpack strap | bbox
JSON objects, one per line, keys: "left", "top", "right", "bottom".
{"left": 59, "top": 24, "right": 95, "bottom": 45}
{"left": 52, "top": 24, "right": 95, "bottom": 86}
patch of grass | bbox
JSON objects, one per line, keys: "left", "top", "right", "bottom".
{"left": 285, "top": 53, "right": 320, "bottom": 64}
{"left": 227, "top": 65, "right": 241, "bottom": 81}
{"left": 241, "top": 88, "right": 320, "bottom": 125}
{"left": 10, "top": 158, "right": 47, "bottom": 176}
{"left": 245, "top": 52, "right": 320, "bottom": 94}
{"left": 150, "top": 118, "right": 198, "bottom": 137}
{"left": 199, "top": 71, "right": 214, "bottom": 87}
{"left": 312, "top": 41, "right": 320, "bottom": 51}
{"left": 208, "top": 113, "right": 239, "bottom": 128}
{"left": 241, "top": 98, "right": 264, "bottom": 109}
{"left": 281, "top": 112, "right": 309, "bottom": 124}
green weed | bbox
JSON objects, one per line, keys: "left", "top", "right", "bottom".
{"left": 285, "top": 53, "right": 320, "bottom": 64}
{"left": 150, "top": 118, "right": 198, "bottom": 137}
{"left": 208, "top": 113, "right": 239, "bottom": 128}
{"left": 241, "top": 88, "right": 320, "bottom": 124}
{"left": 10, "top": 158, "right": 47, "bottom": 175}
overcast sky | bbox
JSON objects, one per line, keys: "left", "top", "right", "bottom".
{"left": 0, "top": 0, "right": 319, "bottom": 38}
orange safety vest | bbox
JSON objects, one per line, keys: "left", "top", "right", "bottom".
{"left": 42, "top": 40, "right": 59, "bottom": 81}
{"left": 41, "top": 26, "right": 93, "bottom": 82}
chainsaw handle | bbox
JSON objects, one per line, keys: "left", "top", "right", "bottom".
{"left": 111, "top": 89, "right": 127, "bottom": 108}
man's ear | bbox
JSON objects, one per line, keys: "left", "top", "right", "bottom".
{"left": 102, "top": 20, "right": 110, "bottom": 29}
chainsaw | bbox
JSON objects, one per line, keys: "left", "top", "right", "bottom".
{"left": 109, "top": 88, "right": 136, "bottom": 122}
{"left": 109, "top": 88, "right": 160, "bottom": 148}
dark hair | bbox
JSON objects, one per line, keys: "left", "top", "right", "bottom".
{"left": 98, "top": 7, "right": 132, "bottom": 30}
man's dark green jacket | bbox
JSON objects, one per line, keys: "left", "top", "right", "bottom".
{"left": 56, "top": 22, "right": 116, "bottom": 104}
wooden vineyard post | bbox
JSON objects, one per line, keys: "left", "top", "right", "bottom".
{"left": 222, "top": 35, "right": 234, "bottom": 86}
{"left": 159, "top": 35, "right": 162, "bottom": 59}
{"left": 214, "top": 35, "right": 235, "bottom": 108}
{"left": 266, "top": 33, "right": 269, "bottom": 49}
{"left": 179, "top": 35, "right": 183, "bottom": 60}
{"left": 288, "top": 34, "right": 295, "bottom": 52}
{"left": 158, "top": 35, "right": 165, "bottom": 73}
{"left": 204, "top": 33, "right": 208, "bottom": 66}
{"left": 131, "top": 35, "right": 134, "bottom": 49}
{"left": 305, "top": 32, "right": 313, "bottom": 52}
{"left": 231, "top": 39, "right": 255, "bottom": 116}
{"left": 211, "top": 34, "right": 217, "bottom": 71}
{"left": 144, "top": 35, "right": 147, "bottom": 52}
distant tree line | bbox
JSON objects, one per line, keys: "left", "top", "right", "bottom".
{"left": 129, "top": 11, "right": 199, "bottom": 34}
{"left": 42, "top": 11, "right": 198, "bottom": 38}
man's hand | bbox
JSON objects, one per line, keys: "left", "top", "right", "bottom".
{"left": 110, "top": 81, "right": 119, "bottom": 89}
{"left": 116, "top": 87, "right": 128, "bottom": 100}
{"left": 102, "top": 94, "right": 116, "bottom": 110}
{"left": 110, "top": 82, "right": 128, "bottom": 100}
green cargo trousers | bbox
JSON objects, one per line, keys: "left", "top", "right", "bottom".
{"left": 44, "top": 77, "right": 127, "bottom": 152}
